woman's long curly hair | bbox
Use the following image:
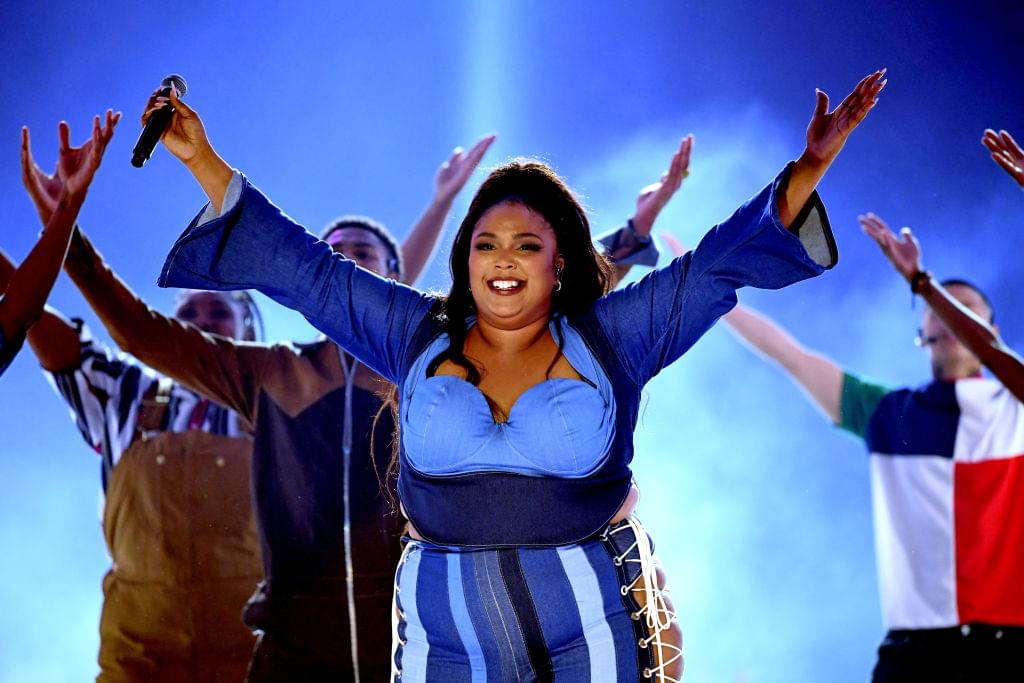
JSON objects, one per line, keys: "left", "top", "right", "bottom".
{"left": 372, "top": 159, "right": 616, "bottom": 504}
{"left": 427, "top": 158, "right": 616, "bottom": 380}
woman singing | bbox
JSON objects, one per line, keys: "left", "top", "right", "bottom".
{"left": 150, "top": 70, "right": 884, "bottom": 681}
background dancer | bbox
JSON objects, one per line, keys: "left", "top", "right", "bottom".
{"left": 20, "top": 132, "right": 262, "bottom": 682}
{"left": 662, "top": 207, "right": 1024, "bottom": 681}
{"left": 151, "top": 70, "right": 882, "bottom": 681}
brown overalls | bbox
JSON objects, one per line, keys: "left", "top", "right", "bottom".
{"left": 96, "top": 387, "right": 261, "bottom": 683}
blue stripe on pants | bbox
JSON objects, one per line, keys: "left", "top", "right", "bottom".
{"left": 394, "top": 529, "right": 648, "bottom": 682}
{"left": 418, "top": 549, "right": 472, "bottom": 681}
{"left": 476, "top": 550, "right": 533, "bottom": 679}
{"left": 518, "top": 547, "right": 591, "bottom": 680}
{"left": 395, "top": 546, "right": 429, "bottom": 682}
{"left": 460, "top": 553, "right": 509, "bottom": 683}
{"left": 448, "top": 553, "right": 488, "bottom": 682}
{"left": 582, "top": 541, "right": 641, "bottom": 680}
{"left": 557, "top": 545, "right": 623, "bottom": 681}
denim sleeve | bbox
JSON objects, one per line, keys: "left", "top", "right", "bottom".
{"left": 158, "top": 175, "right": 435, "bottom": 383}
{"left": 595, "top": 223, "right": 661, "bottom": 267}
{"left": 593, "top": 164, "right": 836, "bottom": 386}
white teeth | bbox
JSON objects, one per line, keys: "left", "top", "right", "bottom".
{"left": 490, "top": 280, "right": 522, "bottom": 291}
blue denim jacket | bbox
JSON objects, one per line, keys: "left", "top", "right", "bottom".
{"left": 159, "top": 166, "right": 835, "bottom": 546}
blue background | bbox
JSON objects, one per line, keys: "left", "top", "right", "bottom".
{"left": 0, "top": 1, "right": 1022, "bottom": 681}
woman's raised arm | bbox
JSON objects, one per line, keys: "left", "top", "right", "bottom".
{"left": 780, "top": 70, "right": 886, "bottom": 227}
{"left": 152, "top": 93, "right": 434, "bottom": 382}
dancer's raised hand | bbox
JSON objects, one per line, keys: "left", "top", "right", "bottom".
{"left": 859, "top": 212, "right": 921, "bottom": 282}
{"left": 633, "top": 135, "right": 693, "bottom": 236}
{"left": 982, "top": 129, "right": 1024, "bottom": 188}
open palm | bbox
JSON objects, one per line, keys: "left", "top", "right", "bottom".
{"left": 982, "top": 129, "right": 1024, "bottom": 188}
{"left": 58, "top": 110, "right": 120, "bottom": 198}
{"left": 634, "top": 135, "right": 692, "bottom": 235}
{"left": 21, "top": 110, "right": 119, "bottom": 221}
{"left": 859, "top": 212, "right": 921, "bottom": 281}
{"left": 20, "top": 128, "right": 63, "bottom": 222}
{"left": 434, "top": 134, "right": 497, "bottom": 202}
{"left": 805, "top": 70, "right": 886, "bottom": 164}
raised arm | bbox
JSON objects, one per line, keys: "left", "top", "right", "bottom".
{"left": 861, "top": 212, "right": 1024, "bottom": 402}
{"left": 606, "top": 135, "right": 692, "bottom": 282}
{"left": 402, "top": 134, "right": 496, "bottom": 284}
{"left": 144, "top": 86, "right": 233, "bottom": 210}
{"left": 80, "top": 229, "right": 274, "bottom": 419}
{"left": 982, "top": 129, "right": 1024, "bottom": 188}
{"left": 151, "top": 94, "right": 434, "bottom": 382}
{"left": 20, "top": 125, "right": 270, "bottom": 419}
{"left": 661, "top": 233, "right": 843, "bottom": 422}
{"left": 1, "top": 113, "right": 119, "bottom": 370}
{"left": 0, "top": 250, "right": 80, "bottom": 372}
{"left": 780, "top": 70, "right": 886, "bottom": 227}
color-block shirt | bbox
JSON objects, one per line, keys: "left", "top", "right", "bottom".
{"left": 839, "top": 371, "right": 1024, "bottom": 630}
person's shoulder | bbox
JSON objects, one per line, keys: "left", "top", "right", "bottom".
{"left": 953, "top": 375, "right": 1018, "bottom": 406}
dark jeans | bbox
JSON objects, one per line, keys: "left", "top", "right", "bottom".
{"left": 872, "top": 624, "right": 1024, "bottom": 683}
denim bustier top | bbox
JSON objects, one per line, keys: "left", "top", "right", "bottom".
{"left": 401, "top": 318, "right": 616, "bottom": 478}
{"left": 159, "top": 166, "right": 836, "bottom": 547}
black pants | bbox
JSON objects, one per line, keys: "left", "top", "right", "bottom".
{"left": 242, "top": 580, "right": 394, "bottom": 682}
{"left": 872, "top": 624, "right": 1024, "bottom": 683}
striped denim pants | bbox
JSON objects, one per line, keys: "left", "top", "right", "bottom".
{"left": 392, "top": 517, "right": 682, "bottom": 682}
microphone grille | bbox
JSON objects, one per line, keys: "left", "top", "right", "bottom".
{"left": 162, "top": 74, "right": 188, "bottom": 97}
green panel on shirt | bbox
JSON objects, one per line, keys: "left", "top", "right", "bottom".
{"left": 838, "top": 371, "right": 893, "bottom": 439}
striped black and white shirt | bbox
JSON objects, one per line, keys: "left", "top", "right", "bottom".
{"left": 48, "top": 321, "right": 243, "bottom": 498}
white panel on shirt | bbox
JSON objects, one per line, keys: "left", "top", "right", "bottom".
{"left": 869, "top": 454, "right": 957, "bottom": 629}
{"left": 954, "top": 378, "right": 1024, "bottom": 462}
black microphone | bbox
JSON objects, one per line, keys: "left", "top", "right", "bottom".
{"left": 131, "top": 74, "right": 188, "bottom": 168}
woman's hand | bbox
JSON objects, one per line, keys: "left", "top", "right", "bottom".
{"left": 632, "top": 135, "right": 692, "bottom": 236}
{"left": 142, "top": 85, "right": 211, "bottom": 167}
{"left": 142, "top": 86, "right": 232, "bottom": 210}
{"left": 859, "top": 212, "right": 921, "bottom": 282}
{"left": 780, "top": 71, "right": 887, "bottom": 229}
{"left": 804, "top": 70, "right": 886, "bottom": 167}
{"left": 21, "top": 110, "right": 120, "bottom": 220}
{"left": 982, "top": 128, "right": 1024, "bottom": 188}
{"left": 20, "top": 127, "right": 62, "bottom": 223}
{"left": 434, "top": 134, "right": 497, "bottom": 204}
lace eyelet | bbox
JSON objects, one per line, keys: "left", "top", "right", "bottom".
{"left": 643, "top": 667, "right": 652, "bottom": 678}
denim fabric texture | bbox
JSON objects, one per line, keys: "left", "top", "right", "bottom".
{"left": 159, "top": 165, "right": 834, "bottom": 546}
{"left": 392, "top": 520, "right": 656, "bottom": 682}
{"left": 402, "top": 317, "right": 615, "bottom": 478}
